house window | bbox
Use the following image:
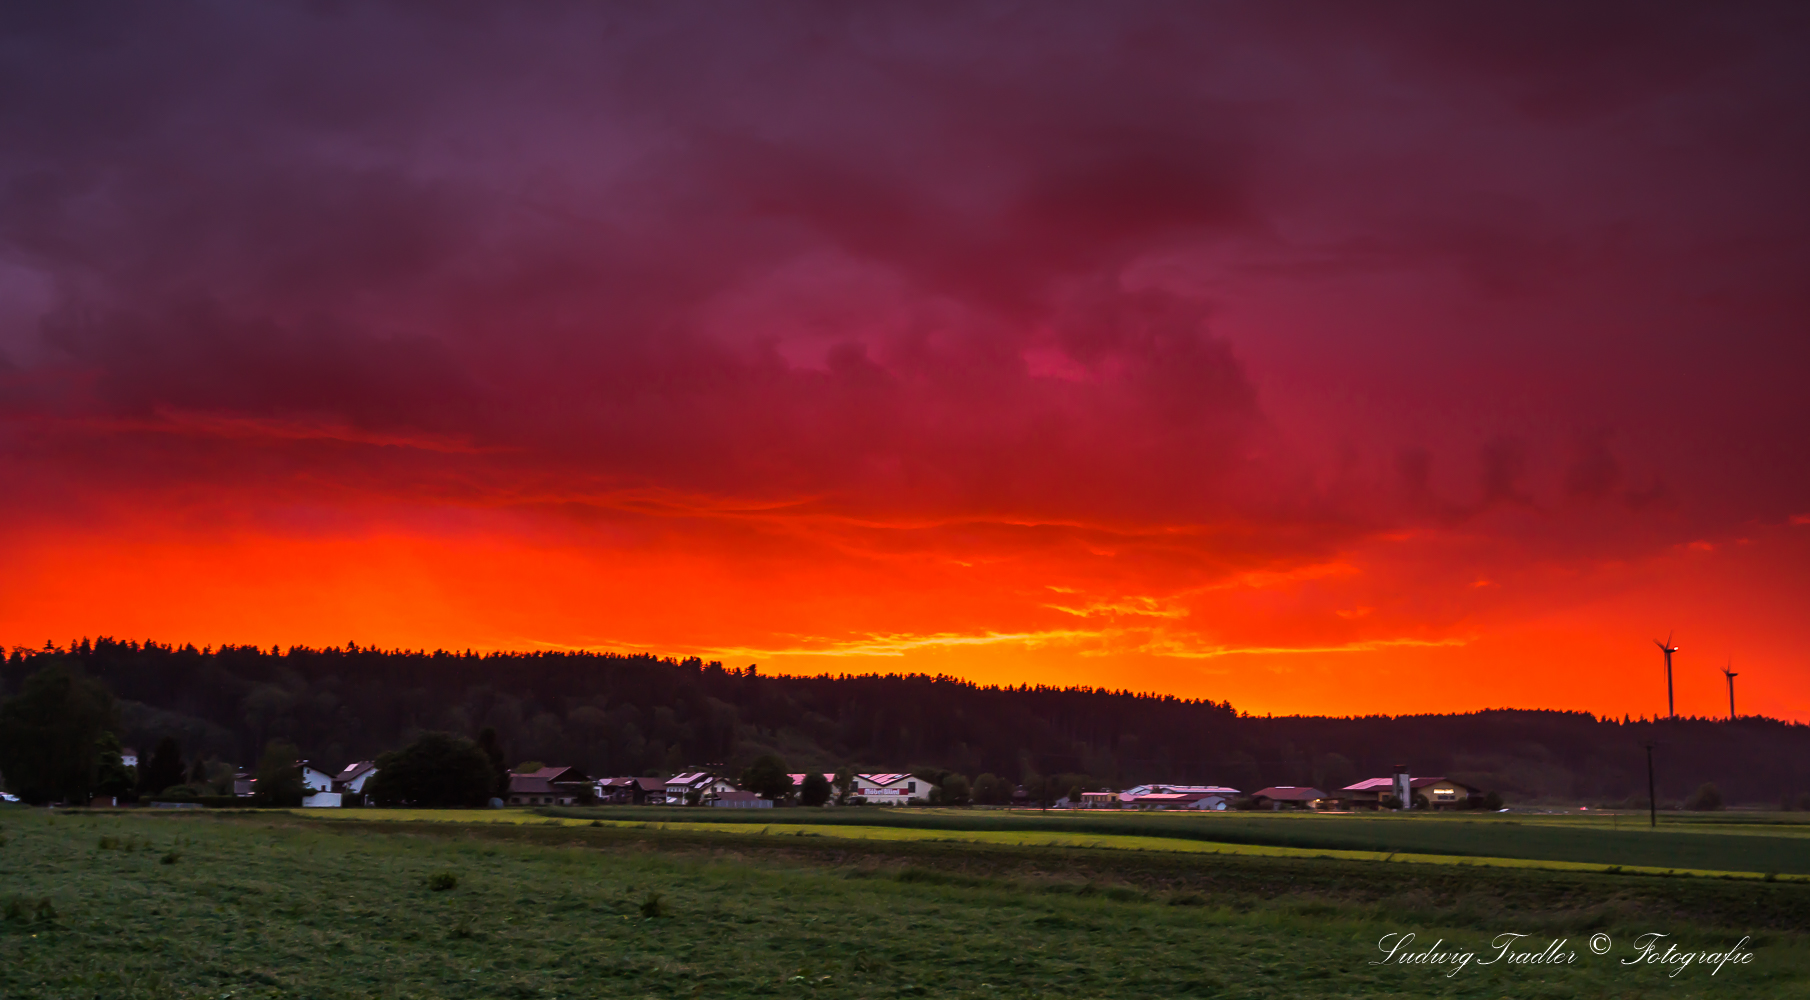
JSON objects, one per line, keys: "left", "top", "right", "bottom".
{"left": 907, "top": 781, "right": 917, "bottom": 793}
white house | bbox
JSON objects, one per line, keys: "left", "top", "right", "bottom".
{"left": 851, "top": 773, "right": 929, "bottom": 805}
{"left": 664, "top": 772, "right": 735, "bottom": 805}
{"left": 298, "top": 761, "right": 342, "bottom": 807}
{"left": 333, "top": 761, "right": 378, "bottom": 800}
{"left": 298, "top": 762, "right": 336, "bottom": 793}
{"left": 121, "top": 747, "right": 139, "bottom": 770}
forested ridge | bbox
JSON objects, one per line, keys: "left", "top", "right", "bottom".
{"left": 5, "top": 638, "right": 1807, "bottom": 806}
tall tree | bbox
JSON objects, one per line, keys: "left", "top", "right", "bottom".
{"left": 476, "top": 727, "right": 510, "bottom": 798}
{"left": 832, "top": 764, "right": 857, "bottom": 806}
{"left": 138, "top": 736, "right": 186, "bottom": 798}
{"left": 94, "top": 731, "right": 137, "bottom": 799}
{"left": 0, "top": 662, "right": 118, "bottom": 804}
{"left": 739, "top": 754, "right": 792, "bottom": 801}
{"left": 366, "top": 732, "right": 497, "bottom": 808}
{"left": 800, "top": 771, "right": 831, "bottom": 807}
{"left": 252, "top": 739, "right": 305, "bottom": 807}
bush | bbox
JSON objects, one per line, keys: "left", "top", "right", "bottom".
{"left": 938, "top": 773, "right": 971, "bottom": 807}
{"left": 971, "top": 773, "right": 1012, "bottom": 806}
{"left": 1481, "top": 791, "right": 1503, "bottom": 811}
{"left": 1686, "top": 783, "right": 1724, "bottom": 811}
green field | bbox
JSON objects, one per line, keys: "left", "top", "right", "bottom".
{"left": 2, "top": 806, "right": 1806, "bottom": 999}
{"left": 529, "top": 806, "right": 1810, "bottom": 877}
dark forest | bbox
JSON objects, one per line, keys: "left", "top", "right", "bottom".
{"left": 5, "top": 638, "right": 1806, "bottom": 806}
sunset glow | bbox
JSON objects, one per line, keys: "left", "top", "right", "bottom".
{"left": 2, "top": 5, "right": 1807, "bottom": 719}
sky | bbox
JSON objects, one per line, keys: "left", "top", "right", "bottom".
{"left": 2, "top": 3, "right": 1808, "bottom": 719}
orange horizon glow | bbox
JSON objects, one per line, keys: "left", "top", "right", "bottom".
{"left": 6, "top": 491, "right": 1807, "bottom": 721}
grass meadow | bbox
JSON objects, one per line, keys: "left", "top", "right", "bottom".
{"left": 1, "top": 805, "right": 1806, "bottom": 999}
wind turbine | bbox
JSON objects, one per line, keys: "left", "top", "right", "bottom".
{"left": 1653, "top": 633, "right": 1678, "bottom": 720}
{"left": 1721, "top": 660, "right": 1738, "bottom": 721}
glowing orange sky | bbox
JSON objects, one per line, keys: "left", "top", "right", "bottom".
{"left": 2, "top": 5, "right": 1807, "bottom": 719}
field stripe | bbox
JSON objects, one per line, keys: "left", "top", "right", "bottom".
{"left": 296, "top": 809, "right": 1810, "bottom": 882}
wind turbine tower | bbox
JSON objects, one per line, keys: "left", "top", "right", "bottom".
{"left": 1721, "top": 660, "right": 1738, "bottom": 722}
{"left": 1653, "top": 633, "right": 1679, "bottom": 720}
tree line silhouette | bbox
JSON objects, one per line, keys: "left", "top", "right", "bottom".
{"left": 3, "top": 638, "right": 1807, "bottom": 807}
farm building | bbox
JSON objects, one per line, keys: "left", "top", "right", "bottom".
{"left": 1249, "top": 786, "right": 1331, "bottom": 810}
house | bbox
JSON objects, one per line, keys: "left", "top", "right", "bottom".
{"left": 1250, "top": 786, "right": 1331, "bottom": 810}
{"left": 1342, "top": 775, "right": 1481, "bottom": 810}
{"left": 850, "top": 773, "right": 929, "bottom": 805}
{"left": 711, "top": 790, "right": 773, "bottom": 809}
{"left": 298, "top": 762, "right": 337, "bottom": 793}
{"left": 333, "top": 761, "right": 378, "bottom": 802}
{"left": 233, "top": 772, "right": 254, "bottom": 798}
{"left": 302, "top": 791, "right": 343, "bottom": 808}
{"left": 1129, "top": 791, "right": 1236, "bottom": 811}
{"left": 120, "top": 748, "right": 139, "bottom": 770}
{"left": 507, "top": 766, "right": 593, "bottom": 806}
{"left": 597, "top": 776, "right": 671, "bottom": 805}
{"left": 1121, "top": 785, "right": 1241, "bottom": 811}
{"left": 1079, "top": 791, "right": 1122, "bottom": 809}
{"left": 664, "top": 772, "right": 734, "bottom": 805}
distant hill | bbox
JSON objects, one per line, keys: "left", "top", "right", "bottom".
{"left": 6, "top": 638, "right": 1807, "bottom": 806}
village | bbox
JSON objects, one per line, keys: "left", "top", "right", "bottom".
{"left": 98, "top": 745, "right": 1497, "bottom": 813}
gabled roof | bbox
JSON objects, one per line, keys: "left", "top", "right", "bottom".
{"left": 513, "top": 765, "right": 588, "bottom": 784}
{"left": 1252, "top": 786, "right": 1329, "bottom": 801}
{"left": 858, "top": 773, "right": 912, "bottom": 786}
{"left": 335, "top": 761, "right": 377, "bottom": 783}
{"left": 786, "top": 773, "right": 835, "bottom": 784}
{"left": 666, "top": 772, "right": 717, "bottom": 787}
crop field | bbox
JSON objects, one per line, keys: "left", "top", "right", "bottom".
{"left": 2, "top": 806, "right": 1807, "bottom": 999}
{"left": 311, "top": 805, "right": 1810, "bottom": 879}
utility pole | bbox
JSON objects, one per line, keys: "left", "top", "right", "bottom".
{"left": 1642, "top": 741, "right": 1658, "bottom": 829}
